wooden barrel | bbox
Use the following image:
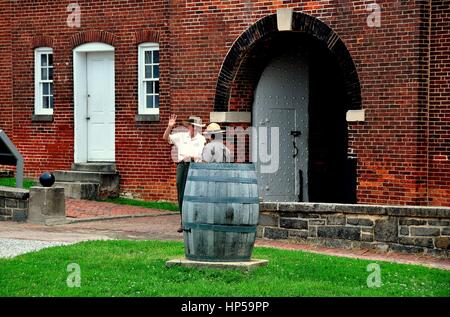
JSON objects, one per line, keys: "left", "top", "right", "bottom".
{"left": 182, "top": 163, "right": 259, "bottom": 262}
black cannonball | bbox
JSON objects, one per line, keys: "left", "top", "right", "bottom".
{"left": 39, "top": 172, "right": 55, "bottom": 187}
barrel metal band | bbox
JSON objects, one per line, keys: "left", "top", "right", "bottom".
{"left": 188, "top": 176, "right": 257, "bottom": 184}
{"left": 189, "top": 163, "right": 256, "bottom": 171}
{"left": 183, "top": 196, "right": 260, "bottom": 204}
{"left": 183, "top": 222, "right": 257, "bottom": 233}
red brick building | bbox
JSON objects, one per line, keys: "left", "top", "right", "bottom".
{"left": 0, "top": 0, "right": 448, "bottom": 206}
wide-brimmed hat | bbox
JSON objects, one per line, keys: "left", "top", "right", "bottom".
{"left": 203, "top": 122, "right": 225, "bottom": 135}
{"left": 182, "top": 116, "right": 205, "bottom": 127}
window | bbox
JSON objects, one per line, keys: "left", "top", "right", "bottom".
{"left": 34, "top": 47, "right": 54, "bottom": 115}
{"left": 138, "top": 43, "right": 159, "bottom": 115}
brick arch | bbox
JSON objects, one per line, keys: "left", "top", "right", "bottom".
{"left": 214, "top": 12, "right": 362, "bottom": 111}
{"left": 31, "top": 35, "right": 53, "bottom": 49}
{"left": 134, "top": 29, "right": 160, "bottom": 44}
{"left": 69, "top": 30, "right": 117, "bottom": 49}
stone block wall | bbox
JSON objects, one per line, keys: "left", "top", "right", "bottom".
{"left": 258, "top": 203, "right": 450, "bottom": 258}
{"left": 0, "top": 186, "right": 29, "bottom": 222}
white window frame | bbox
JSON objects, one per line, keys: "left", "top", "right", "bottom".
{"left": 34, "top": 47, "right": 54, "bottom": 115}
{"left": 138, "top": 43, "right": 160, "bottom": 115}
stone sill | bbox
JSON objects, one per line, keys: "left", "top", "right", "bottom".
{"left": 260, "top": 202, "right": 450, "bottom": 218}
{"left": 32, "top": 114, "right": 53, "bottom": 122}
{"left": 0, "top": 186, "right": 30, "bottom": 199}
{"left": 135, "top": 114, "right": 159, "bottom": 122}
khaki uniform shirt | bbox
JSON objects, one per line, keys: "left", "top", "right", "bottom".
{"left": 202, "top": 140, "right": 231, "bottom": 163}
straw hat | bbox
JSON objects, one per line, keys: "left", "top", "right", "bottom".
{"left": 182, "top": 116, "right": 205, "bottom": 127}
{"left": 203, "top": 122, "right": 225, "bottom": 135}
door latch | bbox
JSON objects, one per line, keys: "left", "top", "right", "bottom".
{"left": 291, "top": 131, "right": 301, "bottom": 158}
{"left": 86, "top": 117, "right": 91, "bottom": 120}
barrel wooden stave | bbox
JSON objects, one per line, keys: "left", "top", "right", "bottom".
{"left": 182, "top": 163, "right": 259, "bottom": 262}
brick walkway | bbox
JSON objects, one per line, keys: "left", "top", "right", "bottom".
{"left": 66, "top": 199, "right": 175, "bottom": 219}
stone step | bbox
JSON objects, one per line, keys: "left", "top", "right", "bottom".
{"left": 52, "top": 170, "right": 120, "bottom": 200}
{"left": 53, "top": 170, "right": 118, "bottom": 183}
{"left": 71, "top": 162, "right": 116, "bottom": 173}
{"left": 54, "top": 182, "right": 99, "bottom": 200}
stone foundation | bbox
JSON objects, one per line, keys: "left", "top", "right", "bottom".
{"left": 0, "top": 186, "right": 29, "bottom": 222}
{"left": 0, "top": 185, "right": 67, "bottom": 224}
{"left": 258, "top": 203, "right": 450, "bottom": 258}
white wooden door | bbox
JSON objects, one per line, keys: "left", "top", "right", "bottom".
{"left": 86, "top": 52, "right": 115, "bottom": 161}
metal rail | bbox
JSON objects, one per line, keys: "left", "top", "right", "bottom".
{"left": 0, "top": 130, "right": 24, "bottom": 188}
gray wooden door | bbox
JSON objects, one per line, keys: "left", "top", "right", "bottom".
{"left": 252, "top": 50, "right": 309, "bottom": 202}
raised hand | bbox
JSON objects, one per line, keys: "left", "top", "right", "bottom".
{"left": 168, "top": 114, "right": 177, "bottom": 128}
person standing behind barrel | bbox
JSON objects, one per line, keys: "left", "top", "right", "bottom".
{"left": 202, "top": 123, "right": 231, "bottom": 163}
{"left": 163, "top": 114, "right": 206, "bottom": 233}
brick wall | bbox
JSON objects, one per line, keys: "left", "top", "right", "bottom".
{"left": 8, "top": 0, "right": 177, "bottom": 201}
{"left": 0, "top": 0, "right": 448, "bottom": 206}
{"left": 0, "top": 0, "right": 13, "bottom": 136}
{"left": 428, "top": 1, "right": 450, "bottom": 206}
{"left": 347, "top": 1, "right": 430, "bottom": 206}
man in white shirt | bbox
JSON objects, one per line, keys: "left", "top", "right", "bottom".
{"left": 202, "top": 123, "right": 231, "bottom": 163}
{"left": 163, "top": 114, "right": 206, "bottom": 233}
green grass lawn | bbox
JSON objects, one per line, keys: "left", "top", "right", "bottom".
{"left": 0, "top": 177, "right": 36, "bottom": 189}
{"left": 0, "top": 240, "right": 448, "bottom": 297}
{"left": 102, "top": 197, "right": 179, "bottom": 212}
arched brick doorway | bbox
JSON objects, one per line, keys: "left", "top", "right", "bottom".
{"left": 214, "top": 11, "right": 362, "bottom": 203}
{"left": 214, "top": 12, "right": 362, "bottom": 112}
